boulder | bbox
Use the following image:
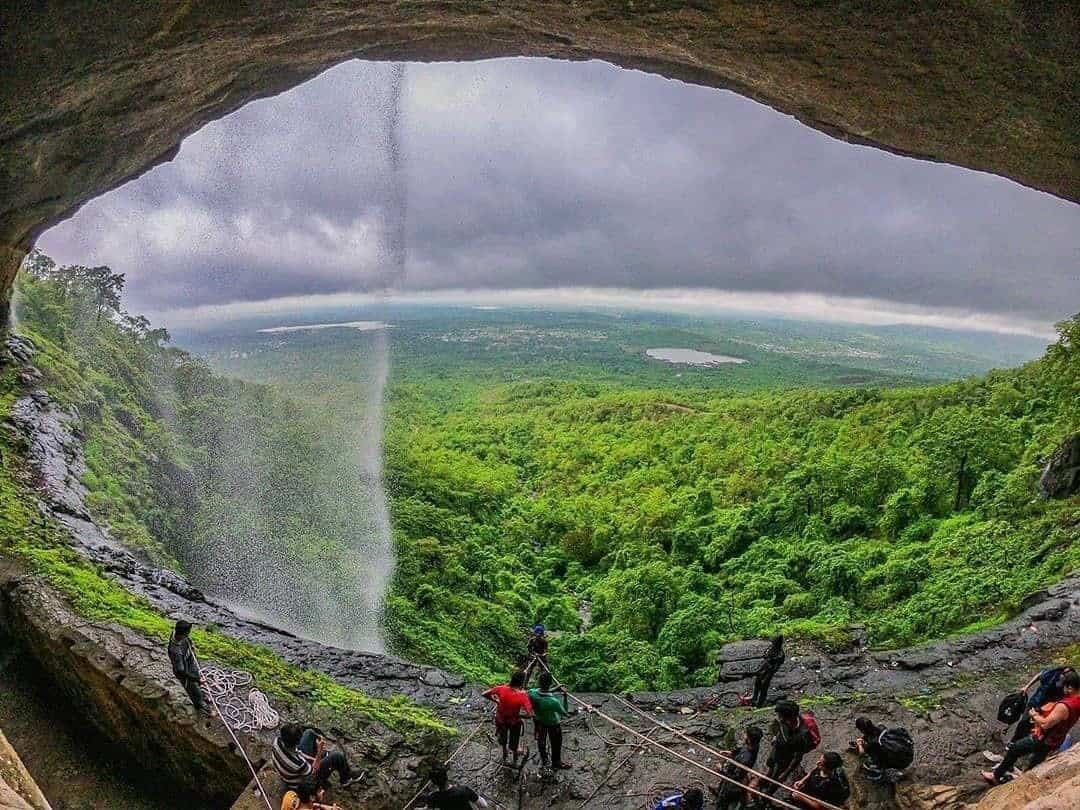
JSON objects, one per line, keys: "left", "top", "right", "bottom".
{"left": 975, "top": 747, "right": 1080, "bottom": 810}
{"left": 1039, "top": 435, "right": 1080, "bottom": 499}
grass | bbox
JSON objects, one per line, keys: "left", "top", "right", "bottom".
{"left": 0, "top": 362, "right": 452, "bottom": 740}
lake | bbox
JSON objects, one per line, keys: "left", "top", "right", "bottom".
{"left": 646, "top": 347, "right": 748, "bottom": 366}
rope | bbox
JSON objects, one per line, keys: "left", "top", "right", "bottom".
{"left": 202, "top": 665, "right": 281, "bottom": 732}
{"left": 532, "top": 657, "right": 842, "bottom": 810}
{"left": 576, "top": 726, "right": 659, "bottom": 808}
{"left": 606, "top": 693, "right": 845, "bottom": 810}
{"left": 401, "top": 714, "right": 491, "bottom": 810}
{"left": 191, "top": 650, "right": 275, "bottom": 810}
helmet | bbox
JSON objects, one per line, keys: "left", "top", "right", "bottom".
{"left": 533, "top": 624, "right": 545, "bottom": 635}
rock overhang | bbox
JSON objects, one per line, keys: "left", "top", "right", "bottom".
{"left": 1, "top": 1, "right": 1078, "bottom": 303}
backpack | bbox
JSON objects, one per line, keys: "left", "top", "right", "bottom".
{"left": 1030, "top": 667, "right": 1072, "bottom": 709}
{"left": 998, "top": 691, "right": 1027, "bottom": 724}
{"left": 802, "top": 711, "right": 822, "bottom": 749}
{"left": 877, "top": 728, "right": 914, "bottom": 769}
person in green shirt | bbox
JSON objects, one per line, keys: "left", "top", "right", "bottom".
{"left": 529, "top": 671, "right": 572, "bottom": 770}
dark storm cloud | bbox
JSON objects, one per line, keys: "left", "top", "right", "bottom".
{"left": 38, "top": 58, "right": 1080, "bottom": 328}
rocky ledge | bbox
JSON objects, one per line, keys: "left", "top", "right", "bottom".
{"left": 0, "top": 728, "right": 49, "bottom": 810}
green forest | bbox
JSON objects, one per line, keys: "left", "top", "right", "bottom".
{"left": 11, "top": 252, "right": 1080, "bottom": 694}
{"left": 383, "top": 325, "right": 1080, "bottom": 690}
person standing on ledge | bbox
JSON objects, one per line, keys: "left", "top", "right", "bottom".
{"left": 483, "top": 670, "right": 533, "bottom": 766}
{"left": 167, "top": 619, "right": 211, "bottom": 715}
{"left": 529, "top": 671, "right": 573, "bottom": 771}
{"left": 524, "top": 624, "right": 549, "bottom": 682}
{"left": 739, "top": 635, "right": 785, "bottom": 708}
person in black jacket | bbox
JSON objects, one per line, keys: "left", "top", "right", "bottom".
{"left": 167, "top": 620, "right": 210, "bottom": 714}
{"left": 716, "top": 725, "right": 763, "bottom": 809}
{"left": 754, "top": 700, "right": 815, "bottom": 797}
{"left": 751, "top": 636, "right": 785, "bottom": 708}
{"left": 421, "top": 765, "right": 488, "bottom": 810}
{"left": 792, "top": 752, "right": 850, "bottom": 809}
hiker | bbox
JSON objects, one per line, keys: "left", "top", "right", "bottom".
{"left": 272, "top": 723, "right": 362, "bottom": 790}
{"left": 167, "top": 620, "right": 210, "bottom": 714}
{"left": 753, "top": 700, "right": 818, "bottom": 796}
{"left": 982, "top": 670, "right": 1080, "bottom": 786}
{"left": 281, "top": 778, "right": 341, "bottom": 810}
{"left": 482, "top": 670, "right": 533, "bottom": 765}
{"left": 529, "top": 670, "right": 572, "bottom": 771}
{"left": 524, "top": 624, "right": 549, "bottom": 681}
{"left": 654, "top": 787, "right": 705, "bottom": 810}
{"left": 419, "top": 764, "right": 488, "bottom": 810}
{"left": 791, "top": 752, "right": 851, "bottom": 809}
{"left": 1010, "top": 664, "right": 1077, "bottom": 744}
{"left": 716, "top": 725, "right": 764, "bottom": 809}
{"left": 740, "top": 635, "right": 785, "bottom": 708}
{"left": 853, "top": 717, "right": 914, "bottom": 781}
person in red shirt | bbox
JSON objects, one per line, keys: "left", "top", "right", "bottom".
{"left": 483, "top": 670, "right": 533, "bottom": 765}
{"left": 983, "top": 670, "right": 1080, "bottom": 785}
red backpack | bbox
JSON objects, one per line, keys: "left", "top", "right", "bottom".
{"left": 802, "top": 711, "right": 822, "bottom": 749}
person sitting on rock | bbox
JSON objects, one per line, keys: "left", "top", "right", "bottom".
{"left": 281, "top": 778, "right": 341, "bottom": 810}
{"left": 754, "top": 700, "right": 817, "bottom": 796}
{"left": 716, "top": 725, "right": 763, "bottom": 809}
{"left": 483, "top": 670, "right": 533, "bottom": 765}
{"left": 529, "top": 670, "right": 573, "bottom": 771}
{"left": 167, "top": 619, "right": 211, "bottom": 715}
{"left": 983, "top": 670, "right": 1080, "bottom": 785}
{"left": 853, "top": 717, "right": 914, "bottom": 781}
{"left": 654, "top": 787, "right": 705, "bottom": 810}
{"left": 1010, "top": 664, "right": 1077, "bottom": 745}
{"left": 791, "top": 752, "right": 850, "bottom": 809}
{"left": 273, "top": 723, "right": 362, "bottom": 791}
{"left": 419, "top": 764, "right": 488, "bottom": 810}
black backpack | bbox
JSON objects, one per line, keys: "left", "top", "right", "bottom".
{"left": 998, "top": 691, "right": 1027, "bottom": 725}
{"left": 877, "top": 728, "right": 915, "bottom": 769}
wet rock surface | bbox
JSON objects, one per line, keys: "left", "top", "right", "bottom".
{"left": 1040, "top": 434, "right": 1080, "bottom": 500}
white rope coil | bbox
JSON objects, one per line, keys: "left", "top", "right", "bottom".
{"left": 201, "top": 664, "right": 281, "bottom": 732}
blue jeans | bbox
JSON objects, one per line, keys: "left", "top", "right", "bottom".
{"left": 299, "top": 729, "right": 353, "bottom": 785}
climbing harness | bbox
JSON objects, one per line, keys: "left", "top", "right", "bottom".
{"left": 201, "top": 664, "right": 281, "bottom": 732}
{"left": 191, "top": 650, "right": 276, "bottom": 810}
{"left": 532, "top": 657, "right": 846, "bottom": 810}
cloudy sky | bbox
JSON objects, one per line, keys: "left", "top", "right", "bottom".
{"left": 38, "top": 58, "right": 1080, "bottom": 336}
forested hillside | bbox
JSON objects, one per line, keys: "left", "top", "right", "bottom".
{"left": 12, "top": 253, "right": 377, "bottom": 639}
{"left": 384, "top": 320, "right": 1080, "bottom": 690}
{"left": 12, "top": 251, "right": 1080, "bottom": 695}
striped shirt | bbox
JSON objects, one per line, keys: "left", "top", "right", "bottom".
{"left": 272, "top": 737, "right": 313, "bottom": 785}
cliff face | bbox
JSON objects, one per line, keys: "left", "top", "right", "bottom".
{"left": 975, "top": 747, "right": 1080, "bottom": 810}
{"left": 0, "top": 570, "right": 250, "bottom": 807}
{"left": 1, "top": 1, "right": 1077, "bottom": 294}
{"left": 0, "top": 729, "right": 49, "bottom": 810}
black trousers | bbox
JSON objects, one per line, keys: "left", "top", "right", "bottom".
{"left": 497, "top": 721, "right": 523, "bottom": 754}
{"left": 179, "top": 675, "right": 207, "bottom": 711}
{"left": 1010, "top": 713, "right": 1034, "bottom": 744}
{"left": 994, "top": 734, "right": 1052, "bottom": 782}
{"left": 752, "top": 670, "right": 775, "bottom": 708}
{"left": 299, "top": 729, "right": 353, "bottom": 785}
{"left": 535, "top": 722, "right": 563, "bottom": 768}
{"left": 761, "top": 751, "right": 799, "bottom": 795}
